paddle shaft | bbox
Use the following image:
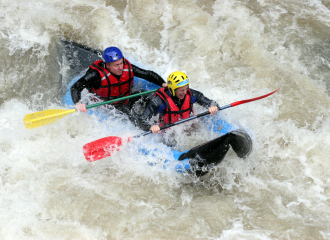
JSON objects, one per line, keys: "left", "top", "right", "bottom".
{"left": 23, "top": 88, "right": 159, "bottom": 129}
{"left": 83, "top": 88, "right": 279, "bottom": 161}
{"left": 85, "top": 88, "right": 159, "bottom": 109}
{"left": 135, "top": 88, "right": 280, "bottom": 138}
{"left": 135, "top": 106, "right": 229, "bottom": 138}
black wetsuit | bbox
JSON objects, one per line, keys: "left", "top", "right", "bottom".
{"left": 70, "top": 63, "right": 165, "bottom": 125}
{"left": 71, "top": 64, "right": 165, "bottom": 103}
{"left": 138, "top": 88, "right": 219, "bottom": 131}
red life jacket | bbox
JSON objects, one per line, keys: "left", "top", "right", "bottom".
{"left": 90, "top": 59, "right": 134, "bottom": 105}
{"left": 155, "top": 88, "right": 194, "bottom": 125}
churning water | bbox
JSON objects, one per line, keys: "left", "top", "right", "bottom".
{"left": 1, "top": 0, "right": 330, "bottom": 239}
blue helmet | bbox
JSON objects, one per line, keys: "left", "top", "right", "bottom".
{"left": 102, "top": 47, "right": 124, "bottom": 63}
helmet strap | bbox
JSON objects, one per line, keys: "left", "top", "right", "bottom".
{"left": 169, "top": 88, "right": 174, "bottom": 97}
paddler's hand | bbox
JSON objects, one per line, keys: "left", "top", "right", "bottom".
{"left": 150, "top": 125, "right": 161, "bottom": 133}
{"left": 208, "top": 106, "right": 218, "bottom": 116}
{"left": 75, "top": 103, "right": 87, "bottom": 113}
{"left": 162, "top": 83, "right": 167, "bottom": 87}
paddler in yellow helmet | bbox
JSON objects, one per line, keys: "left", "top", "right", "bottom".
{"left": 138, "top": 71, "right": 218, "bottom": 133}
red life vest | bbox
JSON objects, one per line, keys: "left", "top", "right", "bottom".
{"left": 90, "top": 59, "right": 134, "bottom": 105}
{"left": 155, "top": 88, "right": 194, "bottom": 125}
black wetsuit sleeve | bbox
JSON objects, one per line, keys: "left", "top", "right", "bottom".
{"left": 132, "top": 64, "right": 165, "bottom": 87}
{"left": 190, "top": 89, "right": 219, "bottom": 108}
{"left": 138, "top": 95, "right": 164, "bottom": 131}
{"left": 70, "top": 69, "right": 101, "bottom": 104}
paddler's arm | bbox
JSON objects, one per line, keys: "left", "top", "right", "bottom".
{"left": 70, "top": 69, "right": 101, "bottom": 112}
{"left": 132, "top": 64, "right": 167, "bottom": 87}
{"left": 137, "top": 95, "right": 164, "bottom": 132}
{"left": 190, "top": 89, "right": 219, "bottom": 116}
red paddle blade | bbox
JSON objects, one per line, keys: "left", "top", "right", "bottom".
{"left": 83, "top": 136, "right": 131, "bottom": 162}
{"left": 231, "top": 88, "right": 279, "bottom": 107}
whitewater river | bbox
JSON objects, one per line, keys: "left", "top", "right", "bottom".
{"left": 1, "top": 0, "right": 330, "bottom": 239}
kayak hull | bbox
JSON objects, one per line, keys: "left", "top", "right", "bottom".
{"left": 174, "top": 130, "right": 252, "bottom": 176}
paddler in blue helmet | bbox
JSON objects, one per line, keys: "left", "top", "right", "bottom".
{"left": 71, "top": 46, "right": 167, "bottom": 123}
{"left": 138, "top": 71, "right": 219, "bottom": 133}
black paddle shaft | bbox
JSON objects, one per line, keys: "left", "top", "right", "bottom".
{"left": 134, "top": 104, "right": 231, "bottom": 138}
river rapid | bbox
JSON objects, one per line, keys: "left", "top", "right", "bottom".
{"left": 1, "top": 0, "right": 330, "bottom": 239}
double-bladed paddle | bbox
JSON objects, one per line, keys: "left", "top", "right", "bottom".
{"left": 23, "top": 89, "right": 159, "bottom": 129}
{"left": 83, "top": 88, "right": 279, "bottom": 162}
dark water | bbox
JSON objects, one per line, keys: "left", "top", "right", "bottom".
{"left": 1, "top": 0, "right": 330, "bottom": 239}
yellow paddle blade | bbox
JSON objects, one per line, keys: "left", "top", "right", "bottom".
{"left": 24, "top": 109, "right": 76, "bottom": 129}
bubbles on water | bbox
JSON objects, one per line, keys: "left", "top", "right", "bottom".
{"left": 2, "top": 0, "right": 330, "bottom": 238}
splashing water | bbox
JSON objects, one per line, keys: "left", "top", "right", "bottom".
{"left": 1, "top": 0, "right": 330, "bottom": 239}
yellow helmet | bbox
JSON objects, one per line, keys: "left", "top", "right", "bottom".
{"left": 167, "top": 71, "right": 190, "bottom": 97}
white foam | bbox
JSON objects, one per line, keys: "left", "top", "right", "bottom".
{"left": 1, "top": 0, "right": 330, "bottom": 238}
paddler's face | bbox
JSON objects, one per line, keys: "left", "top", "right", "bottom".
{"left": 106, "top": 58, "right": 124, "bottom": 75}
{"left": 175, "top": 85, "right": 189, "bottom": 99}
